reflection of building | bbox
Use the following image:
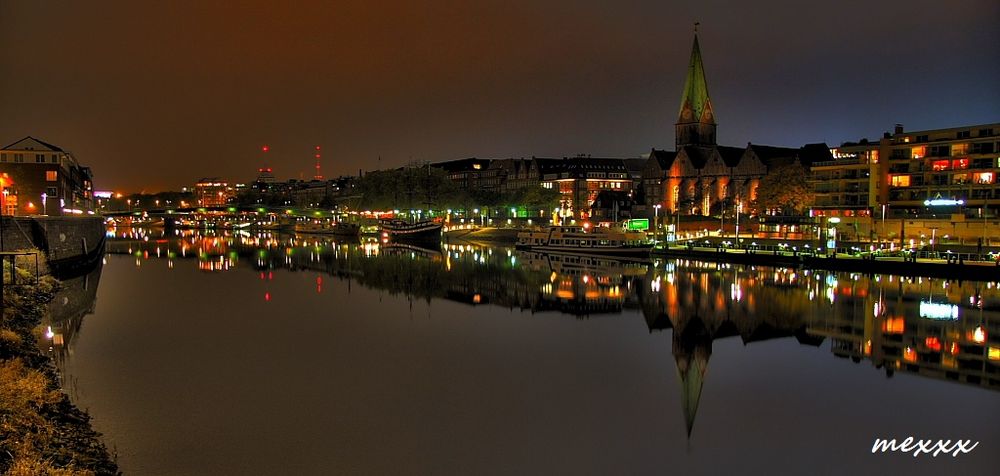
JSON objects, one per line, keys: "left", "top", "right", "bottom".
{"left": 0, "top": 136, "right": 94, "bottom": 215}
{"left": 804, "top": 274, "right": 999, "bottom": 391}
{"left": 39, "top": 262, "right": 103, "bottom": 368}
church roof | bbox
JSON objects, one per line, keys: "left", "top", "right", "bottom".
{"left": 650, "top": 148, "right": 678, "bottom": 169}
{"left": 677, "top": 33, "right": 714, "bottom": 126}
{"left": 747, "top": 144, "right": 799, "bottom": 168}
{"left": 680, "top": 145, "right": 714, "bottom": 169}
{"left": 717, "top": 145, "right": 745, "bottom": 168}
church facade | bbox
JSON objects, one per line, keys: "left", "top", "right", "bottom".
{"left": 641, "top": 30, "right": 824, "bottom": 218}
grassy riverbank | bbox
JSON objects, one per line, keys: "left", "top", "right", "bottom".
{"left": 0, "top": 256, "right": 118, "bottom": 475}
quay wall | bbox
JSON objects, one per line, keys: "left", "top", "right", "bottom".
{"left": 0, "top": 216, "right": 106, "bottom": 275}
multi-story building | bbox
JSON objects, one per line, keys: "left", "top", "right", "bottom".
{"left": 879, "top": 123, "right": 999, "bottom": 217}
{"left": 430, "top": 158, "right": 492, "bottom": 192}
{"left": 194, "top": 178, "right": 234, "bottom": 207}
{"left": 0, "top": 136, "right": 94, "bottom": 215}
{"left": 808, "top": 141, "right": 877, "bottom": 218}
{"left": 536, "top": 157, "right": 632, "bottom": 220}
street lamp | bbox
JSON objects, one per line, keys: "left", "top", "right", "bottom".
{"left": 653, "top": 204, "right": 662, "bottom": 246}
{"left": 734, "top": 200, "right": 742, "bottom": 244}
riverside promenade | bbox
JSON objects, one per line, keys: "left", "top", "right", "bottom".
{"left": 653, "top": 241, "right": 999, "bottom": 281}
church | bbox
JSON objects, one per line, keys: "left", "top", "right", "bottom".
{"left": 641, "top": 28, "right": 827, "bottom": 219}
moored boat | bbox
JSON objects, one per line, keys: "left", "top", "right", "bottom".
{"left": 516, "top": 225, "right": 652, "bottom": 258}
{"left": 379, "top": 219, "right": 442, "bottom": 244}
{"left": 295, "top": 220, "right": 361, "bottom": 236}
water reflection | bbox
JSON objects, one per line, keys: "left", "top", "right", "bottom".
{"left": 38, "top": 262, "right": 104, "bottom": 366}
{"left": 41, "top": 229, "right": 998, "bottom": 473}
{"left": 104, "top": 228, "right": 1000, "bottom": 409}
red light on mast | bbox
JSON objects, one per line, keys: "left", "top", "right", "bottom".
{"left": 262, "top": 145, "right": 270, "bottom": 152}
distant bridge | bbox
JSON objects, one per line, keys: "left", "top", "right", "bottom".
{"left": 102, "top": 205, "right": 326, "bottom": 218}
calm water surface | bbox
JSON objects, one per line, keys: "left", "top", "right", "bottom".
{"left": 41, "top": 230, "right": 999, "bottom": 475}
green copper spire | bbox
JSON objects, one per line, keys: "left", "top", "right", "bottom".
{"left": 675, "top": 24, "right": 717, "bottom": 148}
{"left": 677, "top": 29, "right": 714, "bottom": 125}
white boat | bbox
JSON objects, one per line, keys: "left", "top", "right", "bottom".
{"left": 516, "top": 225, "right": 652, "bottom": 258}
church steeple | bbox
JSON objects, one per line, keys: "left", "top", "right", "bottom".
{"left": 675, "top": 23, "right": 717, "bottom": 148}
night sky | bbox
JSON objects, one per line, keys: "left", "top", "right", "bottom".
{"left": 1, "top": 0, "right": 997, "bottom": 192}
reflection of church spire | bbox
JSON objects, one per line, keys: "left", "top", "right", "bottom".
{"left": 672, "top": 317, "right": 712, "bottom": 437}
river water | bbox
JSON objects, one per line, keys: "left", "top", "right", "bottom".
{"left": 39, "top": 229, "right": 999, "bottom": 475}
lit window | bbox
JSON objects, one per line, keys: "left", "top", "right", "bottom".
{"left": 910, "top": 146, "right": 925, "bottom": 159}
{"left": 952, "top": 143, "right": 969, "bottom": 155}
{"left": 975, "top": 172, "right": 994, "bottom": 184}
{"left": 889, "top": 175, "right": 911, "bottom": 187}
{"left": 46, "top": 171, "right": 58, "bottom": 181}
{"left": 931, "top": 160, "right": 951, "bottom": 171}
{"left": 952, "top": 158, "right": 969, "bottom": 169}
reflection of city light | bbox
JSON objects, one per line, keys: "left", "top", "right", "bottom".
{"left": 924, "top": 336, "right": 942, "bottom": 352}
{"left": 903, "top": 347, "right": 917, "bottom": 362}
{"left": 45, "top": 326, "right": 54, "bottom": 339}
{"left": 651, "top": 276, "right": 661, "bottom": 292}
{"left": 972, "top": 326, "right": 986, "bottom": 344}
{"left": 919, "top": 301, "right": 959, "bottom": 320}
{"left": 882, "top": 317, "right": 904, "bottom": 334}
{"left": 472, "top": 294, "right": 481, "bottom": 304}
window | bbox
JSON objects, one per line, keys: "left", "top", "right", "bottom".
{"left": 35, "top": 154, "right": 45, "bottom": 163}
{"left": 51, "top": 154, "right": 58, "bottom": 163}
{"left": 0, "top": 153, "right": 5, "bottom": 163}
{"left": 910, "top": 146, "right": 925, "bottom": 159}
{"left": 916, "top": 135, "right": 929, "bottom": 142}
{"left": 929, "top": 145, "right": 951, "bottom": 157}
{"left": 889, "top": 175, "right": 911, "bottom": 187}
{"left": 978, "top": 128, "right": 993, "bottom": 137}
{"left": 14, "top": 153, "right": 24, "bottom": 163}
{"left": 46, "top": 171, "right": 57, "bottom": 181}
{"left": 952, "top": 143, "right": 969, "bottom": 155}
{"left": 971, "top": 142, "right": 994, "bottom": 154}
{"left": 957, "top": 130, "right": 971, "bottom": 139}
{"left": 931, "top": 160, "right": 951, "bottom": 171}
{"left": 46, "top": 187, "right": 57, "bottom": 196}
{"left": 975, "top": 172, "right": 995, "bottom": 184}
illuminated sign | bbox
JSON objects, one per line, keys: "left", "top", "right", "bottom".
{"left": 919, "top": 301, "right": 959, "bottom": 320}
{"left": 923, "top": 199, "right": 965, "bottom": 206}
{"left": 625, "top": 218, "right": 649, "bottom": 231}
{"left": 94, "top": 191, "right": 113, "bottom": 199}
